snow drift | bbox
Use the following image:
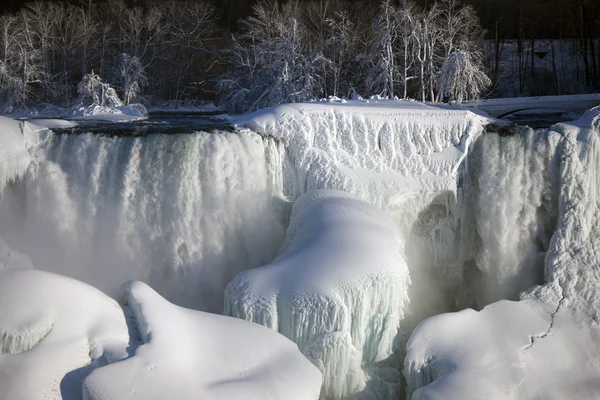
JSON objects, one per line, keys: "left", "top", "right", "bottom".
{"left": 83, "top": 280, "right": 322, "bottom": 400}
{"left": 0, "top": 269, "right": 130, "bottom": 400}
{"left": 225, "top": 190, "right": 410, "bottom": 400}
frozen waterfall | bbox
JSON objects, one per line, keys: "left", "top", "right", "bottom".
{"left": 0, "top": 130, "right": 288, "bottom": 311}
{"left": 456, "top": 126, "right": 561, "bottom": 308}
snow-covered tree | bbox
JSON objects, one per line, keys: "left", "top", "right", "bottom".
{"left": 219, "top": 0, "right": 318, "bottom": 113}
{"left": 116, "top": 53, "right": 147, "bottom": 105}
{"left": 367, "top": 0, "right": 401, "bottom": 98}
{"left": 436, "top": 50, "right": 491, "bottom": 103}
{"left": 77, "top": 72, "right": 122, "bottom": 107}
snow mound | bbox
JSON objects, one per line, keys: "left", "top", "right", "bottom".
{"left": 0, "top": 116, "right": 31, "bottom": 191}
{"left": 224, "top": 189, "right": 409, "bottom": 399}
{"left": 404, "top": 300, "right": 599, "bottom": 400}
{"left": 83, "top": 281, "right": 321, "bottom": 400}
{"left": 0, "top": 269, "right": 130, "bottom": 400}
{"left": 233, "top": 100, "right": 492, "bottom": 208}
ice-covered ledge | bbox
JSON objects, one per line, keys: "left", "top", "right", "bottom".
{"left": 230, "top": 100, "right": 493, "bottom": 208}
{"left": 225, "top": 190, "right": 410, "bottom": 399}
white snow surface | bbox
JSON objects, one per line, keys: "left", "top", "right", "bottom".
{"left": 68, "top": 104, "right": 147, "bottom": 121}
{"left": 26, "top": 119, "right": 79, "bottom": 129}
{"left": 0, "top": 116, "right": 31, "bottom": 190}
{"left": 404, "top": 300, "right": 599, "bottom": 400}
{"left": 233, "top": 99, "right": 492, "bottom": 209}
{"left": 84, "top": 280, "right": 322, "bottom": 400}
{"left": 0, "top": 269, "right": 130, "bottom": 400}
{"left": 225, "top": 190, "right": 409, "bottom": 400}
{"left": 405, "top": 107, "right": 600, "bottom": 400}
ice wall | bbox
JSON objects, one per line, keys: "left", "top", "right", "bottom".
{"left": 225, "top": 190, "right": 410, "bottom": 400}
{"left": 0, "top": 116, "right": 31, "bottom": 191}
{"left": 0, "top": 130, "right": 287, "bottom": 312}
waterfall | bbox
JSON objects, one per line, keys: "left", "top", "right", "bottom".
{"left": 0, "top": 131, "right": 287, "bottom": 312}
{"left": 457, "top": 127, "right": 561, "bottom": 308}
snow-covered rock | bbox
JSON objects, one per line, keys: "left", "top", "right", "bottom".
{"left": 0, "top": 269, "right": 130, "bottom": 400}
{"left": 0, "top": 116, "right": 31, "bottom": 191}
{"left": 83, "top": 280, "right": 322, "bottom": 400}
{"left": 225, "top": 190, "right": 409, "bottom": 400}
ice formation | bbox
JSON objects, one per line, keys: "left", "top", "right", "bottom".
{"left": 405, "top": 107, "right": 600, "bottom": 399}
{"left": 225, "top": 190, "right": 410, "bottom": 399}
{"left": 0, "top": 269, "right": 130, "bottom": 400}
{"left": 83, "top": 281, "right": 322, "bottom": 400}
{"left": 234, "top": 99, "right": 491, "bottom": 209}
{"left": 0, "top": 116, "right": 31, "bottom": 191}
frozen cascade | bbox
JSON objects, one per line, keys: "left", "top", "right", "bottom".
{"left": 225, "top": 190, "right": 410, "bottom": 400}
{"left": 456, "top": 127, "right": 561, "bottom": 308}
{"left": 0, "top": 117, "right": 33, "bottom": 192}
{"left": 404, "top": 108, "right": 600, "bottom": 399}
{"left": 0, "top": 130, "right": 288, "bottom": 312}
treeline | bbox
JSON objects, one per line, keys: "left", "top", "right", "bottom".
{"left": 0, "top": 0, "right": 598, "bottom": 114}
{"left": 220, "top": 0, "right": 490, "bottom": 112}
{"left": 0, "top": 0, "right": 220, "bottom": 111}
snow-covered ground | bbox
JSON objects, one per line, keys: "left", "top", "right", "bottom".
{"left": 3, "top": 104, "right": 148, "bottom": 122}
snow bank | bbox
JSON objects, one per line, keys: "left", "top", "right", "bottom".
{"left": 0, "top": 269, "right": 130, "bottom": 400}
{"left": 225, "top": 190, "right": 409, "bottom": 400}
{"left": 83, "top": 281, "right": 321, "bottom": 400}
{"left": 405, "top": 107, "right": 600, "bottom": 399}
{"left": 233, "top": 99, "right": 492, "bottom": 209}
{"left": 27, "top": 119, "right": 78, "bottom": 129}
{"left": 69, "top": 104, "right": 147, "bottom": 121}
{"left": 0, "top": 116, "right": 31, "bottom": 191}
{"left": 404, "top": 300, "right": 599, "bottom": 400}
